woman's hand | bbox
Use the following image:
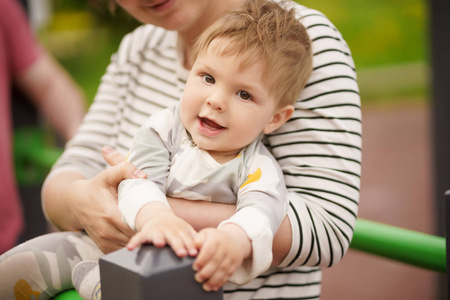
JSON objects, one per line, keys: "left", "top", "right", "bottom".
{"left": 44, "top": 146, "right": 146, "bottom": 253}
{"left": 102, "top": 145, "right": 127, "bottom": 166}
{"left": 66, "top": 161, "right": 146, "bottom": 253}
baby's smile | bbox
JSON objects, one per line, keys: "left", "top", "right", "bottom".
{"left": 197, "top": 116, "right": 226, "bottom": 137}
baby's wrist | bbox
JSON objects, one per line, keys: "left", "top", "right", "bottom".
{"left": 135, "top": 202, "right": 173, "bottom": 231}
{"left": 219, "top": 224, "right": 252, "bottom": 258}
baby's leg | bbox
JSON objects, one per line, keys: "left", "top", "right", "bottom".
{"left": 72, "top": 260, "right": 102, "bottom": 300}
{"left": 0, "top": 231, "right": 103, "bottom": 300}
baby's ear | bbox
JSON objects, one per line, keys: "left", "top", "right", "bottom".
{"left": 263, "top": 105, "right": 294, "bottom": 134}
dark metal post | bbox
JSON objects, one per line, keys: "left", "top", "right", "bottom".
{"left": 445, "top": 191, "right": 450, "bottom": 298}
{"left": 430, "top": 0, "right": 450, "bottom": 298}
{"left": 431, "top": 0, "right": 450, "bottom": 238}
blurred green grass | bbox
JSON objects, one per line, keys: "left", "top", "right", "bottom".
{"left": 41, "top": 0, "right": 429, "bottom": 105}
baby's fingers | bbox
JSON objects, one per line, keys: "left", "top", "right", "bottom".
{"left": 126, "top": 232, "right": 145, "bottom": 250}
{"left": 166, "top": 227, "right": 198, "bottom": 257}
{"left": 193, "top": 241, "right": 222, "bottom": 285}
{"left": 201, "top": 267, "right": 230, "bottom": 292}
{"left": 193, "top": 230, "right": 215, "bottom": 271}
{"left": 126, "top": 231, "right": 166, "bottom": 250}
{"left": 195, "top": 252, "right": 235, "bottom": 292}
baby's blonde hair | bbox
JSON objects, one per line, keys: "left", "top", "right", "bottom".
{"left": 192, "top": 0, "right": 313, "bottom": 107}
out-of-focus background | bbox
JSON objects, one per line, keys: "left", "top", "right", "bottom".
{"left": 17, "top": 0, "right": 444, "bottom": 299}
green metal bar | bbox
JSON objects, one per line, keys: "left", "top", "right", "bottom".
{"left": 13, "top": 127, "right": 62, "bottom": 186}
{"left": 350, "top": 218, "right": 446, "bottom": 273}
{"left": 53, "top": 289, "right": 82, "bottom": 300}
{"left": 26, "top": 145, "right": 62, "bottom": 169}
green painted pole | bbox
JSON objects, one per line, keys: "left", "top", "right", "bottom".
{"left": 350, "top": 218, "right": 446, "bottom": 273}
{"left": 53, "top": 290, "right": 82, "bottom": 300}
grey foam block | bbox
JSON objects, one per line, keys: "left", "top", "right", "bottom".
{"left": 100, "top": 245, "right": 223, "bottom": 300}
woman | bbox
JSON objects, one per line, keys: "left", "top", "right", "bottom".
{"left": 1, "top": 0, "right": 361, "bottom": 299}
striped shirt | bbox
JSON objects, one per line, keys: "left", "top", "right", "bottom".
{"left": 49, "top": 2, "right": 361, "bottom": 299}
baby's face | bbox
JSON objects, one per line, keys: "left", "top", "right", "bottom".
{"left": 180, "top": 44, "right": 279, "bottom": 159}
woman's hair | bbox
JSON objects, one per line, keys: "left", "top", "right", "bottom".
{"left": 192, "top": 0, "right": 313, "bottom": 107}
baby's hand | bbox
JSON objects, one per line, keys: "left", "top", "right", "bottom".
{"left": 127, "top": 207, "right": 198, "bottom": 258}
{"left": 193, "top": 225, "right": 251, "bottom": 291}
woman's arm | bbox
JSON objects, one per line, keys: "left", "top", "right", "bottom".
{"left": 169, "top": 198, "right": 292, "bottom": 266}
{"left": 268, "top": 4, "right": 362, "bottom": 268}
{"left": 168, "top": 197, "right": 235, "bottom": 231}
{"left": 42, "top": 171, "right": 86, "bottom": 231}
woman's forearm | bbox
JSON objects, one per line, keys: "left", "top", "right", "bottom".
{"left": 271, "top": 216, "right": 292, "bottom": 266}
{"left": 41, "top": 171, "right": 86, "bottom": 231}
{"left": 168, "top": 197, "right": 293, "bottom": 265}
{"left": 168, "top": 197, "right": 236, "bottom": 231}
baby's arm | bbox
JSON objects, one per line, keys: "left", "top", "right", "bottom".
{"left": 192, "top": 143, "right": 288, "bottom": 290}
{"left": 127, "top": 201, "right": 198, "bottom": 257}
{"left": 119, "top": 106, "right": 198, "bottom": 257}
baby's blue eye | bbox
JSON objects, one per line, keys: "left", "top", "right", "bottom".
{"left": 203, "top": 74, "right": 215, "bottom": 84}
{"left": 238, "top": 91, "right": 251, "bottom": 100}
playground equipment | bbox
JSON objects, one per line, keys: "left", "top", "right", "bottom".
{"left": 100, "top": 246, "right": 223, "bottom": 300}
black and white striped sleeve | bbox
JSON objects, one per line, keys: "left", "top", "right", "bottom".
{"left": 269, "top": 6, "right": 362, "bottom": 268}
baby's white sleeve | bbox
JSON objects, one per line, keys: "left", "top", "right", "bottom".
{"left": 118, "top": 179, "right": 169, "bottom": 231}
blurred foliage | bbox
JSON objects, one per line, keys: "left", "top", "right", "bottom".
{"left": 300, "top": 0, "right": 429, "bottom": 102}
{"left": 41, "top": 0, "right": 429, "bottom": 104}
{"left": 49, "top": 0, "right": 139, "bottom": 33}
{"left": 301, "top": 0, "right": 429, "bottom": 69}
{"left": 39, "top": 0, "right": 140, "bottom": 102}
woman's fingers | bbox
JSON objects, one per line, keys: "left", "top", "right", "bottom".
{"left": 99, "top": 162, "right": 146, "bottom": 192}
{"left": 102, "top": 145, "right": 126, "bottom": 166}
{"left": 102, "top": 146, "right": 147, "bottom": 181}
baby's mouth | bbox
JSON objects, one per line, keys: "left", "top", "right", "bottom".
{"left": 199, "top": 117, "right": 225, "bottom": 130}
{"left": 197, "top": 117, "right": 226, "bottom": 137}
